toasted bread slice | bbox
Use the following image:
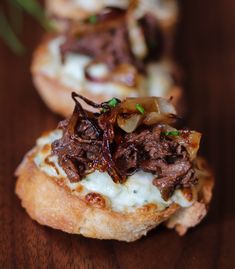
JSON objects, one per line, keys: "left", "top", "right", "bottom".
{"left": 15, "top": 143, "right": 214, "bottom": 242}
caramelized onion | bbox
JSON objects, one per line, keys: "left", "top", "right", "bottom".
{"left": 117, "top": 113, "right": 142, "bottom": 133}
{"left": 118, "top": 97, "right": 177, "bottom": 130}
{"left": 143, "top": 112, "right": 170, "bottom": 125}
{"left": 157, "top": 97, "right": 177, "bottom": 115}
{"left": 72, "top": 92, "right": 102, "bottom": 109}
{"left": 184, "top": 131, "right": 202, "bottom": 160}
{"left": 120, "top": 97, "right": 147, "bottom": 112}
{"left": 120, "top": 97, "right": 174, "bottom": 113}
{"left": 175, "top": 131, "right": 202, "bottom": 160}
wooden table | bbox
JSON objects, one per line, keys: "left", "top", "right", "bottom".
{"left": 0, "top": 0, "right": 234, "bottom": 268}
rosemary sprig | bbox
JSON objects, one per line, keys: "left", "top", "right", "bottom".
{"left": 0, "top": 10, "right": 25, "bottom": 55}
{"left": 8, "top": 0, "right": 23, "bottom": 34}
{"left": 0, "top": 0, "right": 52, "bottom": 55}
{"left": 15, "top": 0, "right": 52, "bottom": 31}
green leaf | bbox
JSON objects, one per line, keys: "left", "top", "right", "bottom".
{"left": 108, "top": 98, "right": 119, "bottom": 108}
{"left": 163, "top": 131, "right": 181, "bottom": 136}
{"left": 88, "top": 15, "right": 97, "bottom": 24}
{"left": 0, "top": 11, "right": 25, "bottom": 55}
{"left": 16, "top": 0, "right": 52, "bottom": 31}
{"left": 7, "top": 0, "right": 23, "bottom": 34}
{"left": 135, "top": 103, "right": 145, "bottom": 114}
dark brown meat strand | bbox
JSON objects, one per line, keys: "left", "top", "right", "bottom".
{"left": 59, "top": 11, "right": 163, "bottom": 72}
{"left": 52, "top": 97, "right": 196, "bottom": 200}
{"left": 113, "top": 127, "right": 196, "bottom": 200}
{"left": 60, "top": 23, "right": 143, "bottom": 71}
{"left": 52, "top": 117, "right": 103, "bottom": 182}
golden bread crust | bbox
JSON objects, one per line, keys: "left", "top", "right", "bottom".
{"left": 15, "top": 149, "right": 214, "bottom": 241}
{"left": 15, "top": 155, "right": 180, "bottom": 241}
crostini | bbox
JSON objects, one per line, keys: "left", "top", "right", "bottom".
{"left": 15, "top": 94, "right": 214, "bottom": 241}
{"left": 32, "top": 3, "right": 182, "bottom": 116}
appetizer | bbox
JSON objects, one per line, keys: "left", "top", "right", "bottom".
{"left": 32, "top": 1, "right": 182, "bottom": 117}
{"left": 15, "top": 94, "right": 214, "bottom": 241}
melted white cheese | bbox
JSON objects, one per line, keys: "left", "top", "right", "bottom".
{"left": 42, "top": 37, "right": 139, "bottom": 97}
{"left": 72, "top": 0, "right": 128, "bottom": 12}
{"left": 34, "top": 130, "right": 67, "bottom": 178}
{"left": 41, "top": 36, "right": 175, "bottom": 99}
{"left": 33, "top": 130, "right": 197, "bottom": 212}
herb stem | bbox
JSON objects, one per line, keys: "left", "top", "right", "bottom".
{"left": 0, "top": 11, "right": 25, "bottom": 55}
{"left": 136, "top": 104, "right": 145, "bottom": 114}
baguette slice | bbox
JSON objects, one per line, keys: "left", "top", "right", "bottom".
{"left": 15, "top": 147, "right": 213, "bottom": 242}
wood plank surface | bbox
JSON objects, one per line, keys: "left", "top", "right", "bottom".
{"left": 0, "top": 0, "right": 234, "bottom": 268}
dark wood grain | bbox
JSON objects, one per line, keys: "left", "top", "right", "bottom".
{"left": 0, "top": 0, "right": 235, "bottom": 268}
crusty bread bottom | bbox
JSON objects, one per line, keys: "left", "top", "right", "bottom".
{"left": 15, "top": 153, "right": 214, "bottom": 242}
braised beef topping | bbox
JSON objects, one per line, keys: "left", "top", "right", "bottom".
{"left": 59, "top": 8, "right": 163, "bottom": 73}
{"left": 52, "top": 94, "right": 199, "bottom": 200}
{"left": 60, "top": 9, "right": 143, "bottom": 71}
{"left": 113, "top": 127, "right": 197, "bottom": 200}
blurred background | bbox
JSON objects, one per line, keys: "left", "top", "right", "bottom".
{"left": 0, "top": 0, "right": 234, "bottom": 268}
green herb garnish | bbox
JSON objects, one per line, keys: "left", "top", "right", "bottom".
{"left": 101, "top": 98, "right": 119, "bottom": 113}
{"left": 88, "top": 15, "right": 97, "bottom": 24}
{"left": 108, "top": 98, "right": 119, "bottom": 108}
{"left": 135, "top": 104, "right": 145, "bottom": 114}
{"left": 163, "top": 131, "right": 181, "bottom": 136}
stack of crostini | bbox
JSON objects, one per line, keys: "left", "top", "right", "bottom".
{"left": 15, "top": 0, "right": 214, "bottom": 242}
{"left": 32, "top": 0, "right": 182, "bottom": 116}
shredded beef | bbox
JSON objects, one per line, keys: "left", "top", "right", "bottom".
{"left": 60, "top": 9, "right": 163, "bottom": 72}
{"left": 52, "top": 94, "right": 196, "bottom": 200}
{"left": 113, "top": 127, "right": 196, "bottom": 200}
{"left": 60, "top": 23, "right": 142, "bottom": 71}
